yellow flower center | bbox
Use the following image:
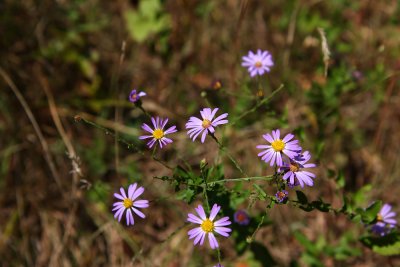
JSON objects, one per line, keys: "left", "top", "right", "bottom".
{"left": 254, "top": 61, "right": 262, "bottom": 68}
{"left": 201, "top": 219, "right": 214, "bottom": 233}
{"left": 271, "top": 139, "right": 285, "bottom": 152}
{"left": 152, "top": 129, "right": 164, "bottom": 140}
{"left": 289, "top": 162, "right": 300, "bottom": 172}
{"left": 377, "top": 213, "right": 383, "bottom": 222}
{"left": 123, "top": 198, "right": 133, "bottom": 209}
{"left": 130, "top": 94, "right": 137, "bottom": 100}
{"left": 202, "top": 119, "right": 212, "bottom": 129}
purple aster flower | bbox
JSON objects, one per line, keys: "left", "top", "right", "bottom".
{"left": 185, "top": 108, "right": 228, "bottom": 143}
{"left": 234, "top": 210, "right": 250, "bottom": 225}
{"left": 213, "top": 264, "right": 223, "bottom": 267}
{"left": 129, "top": 89, "right": 146, "bottom": 103}
{"left": 139, "top": 117, "right": 177, "bottom": 149}
{"left": 279, "top": 151, "right": 316, "bottom": 188}
{"left": 256, "top": 129, "right": 301, "bottom": 167}
{"left": 242, "top": 49, "right": 274, "bottom": 77}
{"left": 371, "top": 204, "right": 397, "bottom": 236}
{"left": 187, "top": 204, "right": 232, "bottom": 249}
{"left": 112, "top": 183, "right": 149, "bottom": 226}
{"left": 275, "top": 190, "right": 289, "bottom": 203}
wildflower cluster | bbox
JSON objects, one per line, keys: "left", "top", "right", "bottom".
{"left": 257, "top": 129, "right": 316, "bottom": 188}
{"left": 101, "top": 49, "right": 400, "bottom": 265}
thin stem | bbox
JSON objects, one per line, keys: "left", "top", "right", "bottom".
{"left": 201, "top": 166, "right": 211, "bottom": 212}
{"left": 76, "top": 116, "right": 173, "bottom": 170}
{"left": 231, "top": 84, "right": 284, "bottom": 126}
{"left": 210, "top": 133, "right": 247, "bottom": 176}
{"left": 154, "top": 175, "right": 274, "bottom": 188}
{"left": 136, "top": 103, "right": 152, "bottom": 119}
{"left": 206, "top": 175, "right": 274, "bottom": 185}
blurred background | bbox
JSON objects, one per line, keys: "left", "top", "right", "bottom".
{"left": 1, "top": 0, "right": 400, "bottom": 266}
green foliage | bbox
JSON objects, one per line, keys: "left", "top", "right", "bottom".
{"left": 295, "top": 231, "right": 361, "bottom": 266}
{"left": 124, "top": 0, "right": 171, "bottom": 43}
{"left": 361, "top": 232, "right": 400, "bottom": 256}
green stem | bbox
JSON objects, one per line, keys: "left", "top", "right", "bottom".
{"left": 210, "top": 133, "right": 247, "bottom": 176}
{"left": 76, "top": 116, "right": 173, "bottom": 169}
{"left": 231, "top": 84, "right": 284, "bottom": 126}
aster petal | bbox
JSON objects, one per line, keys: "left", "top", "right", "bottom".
{"left": 133, "top": 200, "right": 149, "bottom": 208}
{"left": 214, "top": 227, "right": 232, "bottom": 237}
{"left": 208, "top": 233, "right": 219, "bottom": 249}
{"left": 128, "top": 183, "right": 138, "bottom": 199}
{"left": 381, "top": 204, "right": 392, "bottom": 216}
{"left": 384, "top": 219, "right": 397, "bottom": 225}
{"left": 303, "top": 163, "right": 316, "bottom": 168}
{"left": 139, "top": 135, "right": 153, "bottom": 140}
{"left": 188, "top": 227, "right": 202, "bottom": 239}
{"left": 113, "top": 206, "right": 125, "bottom": 220}
{"left": 283, "top": 171, "right": 292, "bottom": 181}
{"left": 200, "top": 130, "right": 208, "bottom": 143}
{"left": 191, "top": 129, "right": 204, "bottom": 142}
{"left": 194, "top": 231, "right": 205, "bottom": 245}
{"left": 302, "top": 171, "right": 316, "bottom": 178}
{"left": 210, "top": 108, "right": 219, "bottom": 120}
{"left": 282, "top": 133, "right": 294, "bottom": 143}
{"left": 263, "top": 133, "right": 274, "bottom": 143}
{"left": 188, "top": 213, "right": 203, "bottom": 224}
{"left": 126, "top": 209, "right": 133, "bottom": 225}
{"left": 214, "top": 217, "right": 231, "bottom": 226}
{"left": 199, "top": 231, "right": 206, "bottom": 245}
{"left": 142, "top": 123, "right": 154, "bottom": 134}
{"left": 261, "top": 150, "right": 274, "bottom": 163}
{"left": 276, "top": 153, "right": 283, "bottom": 166}
{"left": 209, "top": 204, "right": 221, "bottom": 221}
{"left": 151, "top": 117, "right": 157, "bottom": 129}
{"left": 272, "top": 129, "right": 280, "bottom": 140}
{"left": 212, "top": 113, "right": 228, "bottom": 124}
{"left": 138, "top": 92, "right": 146, "bottom": 97}
{"left": 120, "top": 187, "right": 127, "bottom": 199}
{"left": 161, "top": 118, "right": 168, "bottom": 129}
{"left": 114, "top": 193, "right": 124, "bottom": 200}
{"left": 132, "top": 207, "right": 146, "bottom": 218}
{"left": 147, "top": 139, "right": 156, "bottom": 148}
{"left": 117, "top": 207, "right": 125, "bottom": 222}
{"left": 195, "top": 205, "right": 207, "bottom": 220}
{"left": 212, "top": 120, "right": 228, "bottom": 126}
{"left": 270, "top": 152, "right": 277, "bottom": 167}
{"left": 164, "top": 125, "right": 177, "bottom": 134}
{"left": 385, "top": 212, "right": 396, "bottom": 219}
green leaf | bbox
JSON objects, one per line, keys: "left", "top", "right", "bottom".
{"left": 360, "top": 232, "right": 400, "bottom": 256}
{"left": 361, "top": 201, "right": 382, "bottom": 224}
{"left": 252, "top": 184, "right": 267, "bottom": 200}
{"left": 294, "top": 231, "right": 318, "bottom": 255}
{"left": 296, "top": 190, "right": 308, "bottom": 204}
{"left": 335, "top": 170, "right": 345, "bottom": 188}
{"left": 311, "top": 200, "right": 331, "bottom": 212}
{"left": 124, "top": 0, "right": 171, "bottom": 43}
{"left": 353, "top": 184, "right": 372, "bottom": 206}
{"left": 373, "top": 241, "right": 400, "bottom": 256}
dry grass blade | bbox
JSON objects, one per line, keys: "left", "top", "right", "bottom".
{"left": 318, "top": 27, "right": 331, "bottom": 77}
{"left": 0, "top": 67, "right": 63, "bottom": 191}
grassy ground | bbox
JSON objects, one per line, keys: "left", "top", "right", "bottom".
{"left": 1, "top": 0, "right": 400, "bottom": 266}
